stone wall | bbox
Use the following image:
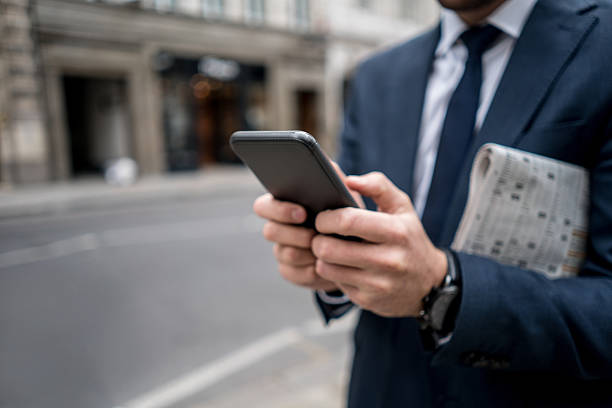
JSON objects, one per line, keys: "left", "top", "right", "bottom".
{"left": 0, "top": 0, "right": 48, "bottom": 184}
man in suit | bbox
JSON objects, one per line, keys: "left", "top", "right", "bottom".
{"left": 253, "top": 0, "right": 612, "bottom": 406}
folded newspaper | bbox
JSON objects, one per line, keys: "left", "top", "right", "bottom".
{"left": 451, "top": 144, "right": 589, "bottom": 278}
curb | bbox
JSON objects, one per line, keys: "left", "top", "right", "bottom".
{"left": 0, "top": 167, "right": 264, "bottom": 219}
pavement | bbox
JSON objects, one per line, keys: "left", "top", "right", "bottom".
{"left": 0, "top": 166, "right": 357, "bottom": 408}
{"left": 128, "top": 313, "right": 358, "bottom": 408}
{"left": 0, "top": 165, "right": 261, "bottom": 219}
{"left": 184, "top": 314, "right": 357, "bottom": 408}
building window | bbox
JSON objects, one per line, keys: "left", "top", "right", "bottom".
{"left": 244, "top": 0, "right": 265, "bottom": 23}
{"left": 154, "top": 0, "right": 175, "bottom": 11}
{"left": 202, "top": 0, "right": 223, "bottom": 17}
{"left": 294, "top": 0, "right": 309, "bottom": 29}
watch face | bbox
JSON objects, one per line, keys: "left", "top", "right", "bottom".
{"left": 430, "top": 286, "right": 459, "bottom": 332}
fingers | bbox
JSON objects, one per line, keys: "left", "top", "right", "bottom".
{"left": 311, "top": 234, "right": 395, "bottom": 270}
{"left": 337, "top": 282, "right": 359, "bottom": 294}
{"left": 274, "top": 244, "right": 316, "bottom": 266}
{"left": 253, "top": 194, "right": 343, "bottom": 293}
{"left": 316, "top": 260, "right": 398, "bottom": 313}
{"left": 316, "top": 207, "right": 409, "bottom": 244}
{"left": 346, "top": 172, "right": 414, "bottom": 214}
{"left": 263, "top": 221, "right": 315, "bottom": 248}
{"left": 279, "top": 263, "right": 338, "bottom": 291}
{"left": 315, "top": 259, "right": 364, "bottom": 288}
{"left": 253, "top": 193, "right": 307, "bottom": 224}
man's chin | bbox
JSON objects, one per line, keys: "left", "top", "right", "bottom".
{"left": 438, "top": 0, "right": 500, "bottom": 11}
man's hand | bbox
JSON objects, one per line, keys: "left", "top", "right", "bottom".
{"left": 253, "top": 193, "right": 338, "bottom": 291}
{"left": 312, "top": 172, "right": 448, "bottom": 317}
{"left": 253, "top": 162, "right": 363, "bottom": 293}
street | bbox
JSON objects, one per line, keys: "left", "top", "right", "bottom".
{"left": 0, "top": 176, "right": 354, "bottom": 408}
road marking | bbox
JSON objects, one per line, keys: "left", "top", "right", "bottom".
{"left": 0, "top": 233, "right": 100, "bottom": 269}
{"left": 120, "top": 327, "right": 302, "bottom": 408}
{"left": 119, "top": 314, "right": 357, "bottom": 408}
{"left": 0, "top": 215, "right": 264, "bottom": 269}
{"left": 0, "top": 194, "right": 259, "bottom": 225}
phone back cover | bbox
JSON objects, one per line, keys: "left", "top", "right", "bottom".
{"left": 231, "top": 137, "right": 356, "bottom": 216}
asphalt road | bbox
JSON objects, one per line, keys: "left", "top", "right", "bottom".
{"left": 0, "top": 186, "right": 354, "bottom": 408}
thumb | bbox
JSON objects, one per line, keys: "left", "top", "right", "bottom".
{"left": 345, "top": 172, "right": 414, "bottom": 214}
{"left": 329, "top": 161, "right": 365, "bottom": 209}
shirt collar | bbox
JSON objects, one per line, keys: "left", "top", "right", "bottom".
{"left": 436, "top": 0, "right": 538, "bottom": 57}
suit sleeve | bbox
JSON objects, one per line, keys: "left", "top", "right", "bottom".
{"left": 433, "top": 119, "right": 612, "bottom": 379}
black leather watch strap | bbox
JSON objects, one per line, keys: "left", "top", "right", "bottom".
{"left": 418, "top": 249, "right": 462, "bottom": 336}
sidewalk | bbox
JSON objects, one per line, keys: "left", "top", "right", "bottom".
{"left": 0, "top": 166, "right": 263, "bottom": 219}
{"left": 191, "top": 324, "right": 352, "bottom": 408}
{"left": 123, "top": 313, "right": 358, "bottom": 408}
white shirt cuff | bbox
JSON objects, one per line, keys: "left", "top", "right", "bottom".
{"left": 436, "top": 332, "right": 454, "bottom": 347}
{"left": 316, "top": 290, "right": 351, "bottom": 305}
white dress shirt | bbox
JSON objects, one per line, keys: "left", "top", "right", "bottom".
{"left": 319, "top": 0, "right": 537, "bottom": 307}
{"left": 413, "top": 0, "right": 537, "bottom": 217}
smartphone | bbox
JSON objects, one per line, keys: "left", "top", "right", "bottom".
{"left": 230, "top": 130, "right": 358, "bottom": 228}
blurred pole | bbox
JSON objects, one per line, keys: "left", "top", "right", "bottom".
{"left": 0, "top": 112, "right": 4, "bottom": 184}
{"left": 0, "top": 1, "right": 4, "bottom": 184}
{"left": 0, "top": 2, "right": 8, "bottom": 185}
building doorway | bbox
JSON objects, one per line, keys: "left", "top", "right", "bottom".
{"left": 295, "top": 89, "right": 319, "bottom": 138}
{"left": 62, "top": 76, "right": 131, "bottom": 177}
{"left": 159, "top": 55, "right": 267, "bottom": 171}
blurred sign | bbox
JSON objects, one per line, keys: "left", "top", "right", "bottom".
{"left": 198, "top": 57, "right": 240, "bottom": 81}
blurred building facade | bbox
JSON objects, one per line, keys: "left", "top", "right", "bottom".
{"left": 0, "top": 0, "right": 438, "bottom": 185}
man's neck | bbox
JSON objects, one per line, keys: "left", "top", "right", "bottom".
{"left": 457, "top": 0, "right": 508, "bottom": 26}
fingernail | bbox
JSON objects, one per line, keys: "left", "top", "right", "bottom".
{"left": 292, "top": 208, "right": 305, "bottom": 221}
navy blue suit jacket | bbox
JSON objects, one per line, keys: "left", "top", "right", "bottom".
{"left": 324, "top": 0, "right": 612, "bottom": 406}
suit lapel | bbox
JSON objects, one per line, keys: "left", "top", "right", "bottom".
{"left": 383, "top": 26, "right": 440, "bottom": 196}
{"left": 439, "top": 0, "right": 599, "bottom": 246}
{"left": 476, "top": 0, "right": 598, "bottom": 149}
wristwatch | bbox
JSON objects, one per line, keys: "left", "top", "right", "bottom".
{"left": 418, "top": 249, "right": 461, "bottom": 335}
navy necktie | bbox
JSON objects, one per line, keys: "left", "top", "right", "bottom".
{"left": 420, "top": 25, "right": 502, "bottom": 245}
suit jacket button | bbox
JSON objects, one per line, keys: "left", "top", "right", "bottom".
{"left": 461, "top": 351, "right": 479, "bottom": 365}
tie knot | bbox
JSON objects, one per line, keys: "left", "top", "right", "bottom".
{"left": 460, "top": 24, "right": 502, "bottom": 58}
